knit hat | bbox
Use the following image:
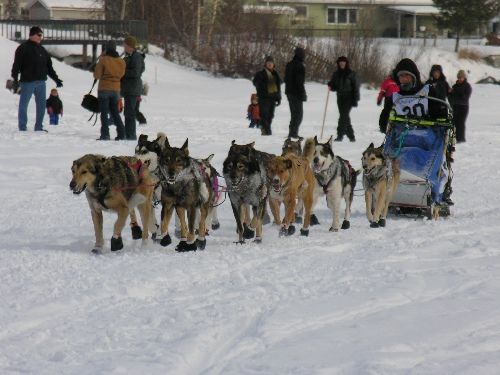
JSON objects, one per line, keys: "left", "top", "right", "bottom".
{"left": 29, "top": 26, "right": 43, "bottom": 36}
{"left": 337, "top": 56, "right": 349, "bottom": 63}
{"left": 124, "top": 35, "right": 137, "bottom": 49}
{"left": 105, "top": 40, "right": 117, "bottom": 53}
{"left": 457, "top": 69, "right": 467, "bottom": 79}
{"left": 394, "top": 58, "right": 421, "bottom": 84}
{"left": 265, "top": 55, "right": 274, "bottom": 63}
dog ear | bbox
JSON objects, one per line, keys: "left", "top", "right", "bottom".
{"left": 314, "top": 135, "right": 318, "bottom": 145}
{"left": 327, "top": 135, "right": 333, "bottom": 146}
{"left": 369, "top": 142, "right": 374, "bottom": 148}
{"left": 205, "top": 154, "right": 214, "bottom": 163}
{"left": 285, "top": 159, "right": 293, "bottom": 169}
{"left": 231, "top": 140, "right": 236, "bottom": 145}
{"left": 138, "top": 134, "right": 148, "bottom": 145}
{"left": 181, "top": 139, "right": 189, "bottom": 155}
{"left": 164, "top": 136, "right": 170, "bottom": 149}
{"left": 247, "top": 142, "right": 255, "bottom": 149}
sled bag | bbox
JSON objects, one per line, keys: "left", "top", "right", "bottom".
{"left": 81, "top": 79, "right": 100, "bottom": 113}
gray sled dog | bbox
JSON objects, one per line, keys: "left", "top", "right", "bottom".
{"left": 223, "top": 141, "right": 274, "bottom": 243}
{"left": 153, "top": 137, "right": 215, "bottom": 252}
{"left": 70, "top": 154, "right": 154, "bottom": 253}
{"left": 361, "top": 142, "right": 400, "bottom": 228}
{"left": 303, "top": 136, "right": 358, "bottom": 231}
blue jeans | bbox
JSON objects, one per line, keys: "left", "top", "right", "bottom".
{"left": 98, "top": 90, "right": 125, "bottom": 139}
{"left": 123, "top": 95, "right": 138, "bottom": 140}
{"left": 18, "top": 80, "right": 46, "bottom": 131}
{"left": 49, "top": 113, "right": 59, "bottom": 125}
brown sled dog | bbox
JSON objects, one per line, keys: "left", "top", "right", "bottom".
{"left": 70, "top": 154, "right": 154, "bottom": 253}
{"left": 267, "top": 153, "right": 315, "bottom": 236}
{"left": 361, "top": 142, "right": 400, "bottom": 228}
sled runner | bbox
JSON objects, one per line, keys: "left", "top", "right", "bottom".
{"left": 384, "top": 95, "right": 454, "bottom": 219}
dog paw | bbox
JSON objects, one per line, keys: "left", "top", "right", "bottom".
{"left": 287, "top": 225, "right": 296, "bottom": 235}
{"left": 175, "top": 241, "right": 197, "bottom": 252}
{"left": 243, "top": 223, "right": 255, "bottom": 239}
{"left": 131, "top": 225, "right": 143, "bottom": 240}
{"left": 295, "top": 215, "right": 303, "bottom": 224}
{"left": 310, "top": 214, "right": 320, "bottom": 226}
{"left": 378, "top": 218, "right": 386, "bottom": 227}
{"left": 254, "top": 237, "right": 262, "bottom": 244}
{"left": 211, "top": 221, "right": 220, "bottom": 230}
{"left": 341, "top": 220, "right": 350, "bottom": 230}
{"left": 91, "top": 248, "right": 103, "bottom": 255}
{"left": 196, "top": 238, "right": 207, "bottom": 250}
{"left": 110, "top": 236, "right": 123, "bottom": 251}
{"left": 160, "top": 234, "right": 172, "bottom": 247}
{"left": 300, "top": 228, "right": 309, "bottom": 236}
{"left": 329, "top": 227, "right": 339, "bottom": 232}
{"left": 370, "top": 221, "right": 380, "bottom": 228}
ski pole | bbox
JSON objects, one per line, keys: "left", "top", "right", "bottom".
{"left": 320, "top": 88, "right": 330, "bottom": 141}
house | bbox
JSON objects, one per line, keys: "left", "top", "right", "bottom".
{"left": 0, "top": 0, "right": 105, "bottom": 20}
{"left": 244, "top": 0, "right": 441, "bottom": 38}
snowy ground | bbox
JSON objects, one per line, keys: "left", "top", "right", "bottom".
{"left": 1, "top": 36, "right": 500, "bottom": 374}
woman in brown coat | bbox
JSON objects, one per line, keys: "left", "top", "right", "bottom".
{"left": 93, "top": 40, "right": 126, "bottom": 140}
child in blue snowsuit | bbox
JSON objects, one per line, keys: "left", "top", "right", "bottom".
{"left": 46, "top": 88, "right": 63, "bottom": 125}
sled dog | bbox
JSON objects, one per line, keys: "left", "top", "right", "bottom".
{"left": 70, "top": 154, "right": 154, "bottom": 253}
{"left": 223, "top": 141, "right": 273, "bottom": 243}
{"left": 303, "top": 136, "right": 358, "bottom": 231}
{"left": 361, "top": 142, "right": 400, "bottom": 227}
{"left": 267, "top": 153, "right": 315, "bottom": 236}
{"left": 281, "top": 137, "right": 303, "bottom": 157}
{"left": 154, "top": 137, "right": 214, "bottom": 252}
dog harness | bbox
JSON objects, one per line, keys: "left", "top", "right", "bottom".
{"left": 314, "top": 157, "right": 352, "bottom": 194}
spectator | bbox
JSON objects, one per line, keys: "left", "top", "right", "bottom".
{"left": 328, "top": 56, "right": 359, "bottom": 142}
{"left": 46, "top": 88, "right": 63, "bottom": 125}
{"left": 252, "top": 56, "right": 282, "bottom": 136}
{"left": 93, "top": 40, "right": 126, "bottom": 141}
{"left": 11, "top": 26, "right": 63, "bottom": 132}
{"left": 247, "top": 93, "right": 260, "bottom": 128}
{"left": 450, "top": 70, "right": 472, "bottom": 143}
{"left": 376, "top": 72, "right": 399, "bottom": 133}
{"left": 121, "top": 36, "right": 145, "bottom": 141}
{"left": 284, "top": 46, "right": 307, "bottom": 139}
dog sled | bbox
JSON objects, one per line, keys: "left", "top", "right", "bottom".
{"left": 384, "top": 95, "right": 454, "bottom": 219}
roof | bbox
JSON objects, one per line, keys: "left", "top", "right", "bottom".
{"left": 264, "top": 0, "right": 434, "bottom": 4}
{"left": 25, "top": 0, "right": 104, "bottom": 10}
{"left": 387, "top": 5, "right": 440, "bottom": 15}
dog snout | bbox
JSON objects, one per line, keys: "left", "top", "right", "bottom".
{"left": 313, "top": 157, "right": 319, "bottom": 165}
{"left": 69, "top": 180, "right": 76, "bottom": 190}
{"left": 272, "top": 177, "right": 280, "bottom": 185}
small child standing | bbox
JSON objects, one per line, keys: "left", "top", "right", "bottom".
{"left": 247, "top": 93, "right": 260, "bottom": 128}
{"left": 46, "top": 88, "right": 63, "bottom": 125}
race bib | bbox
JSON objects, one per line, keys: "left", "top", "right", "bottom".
{"left": 392, "top": 85, "right": 430, "bottom": 117}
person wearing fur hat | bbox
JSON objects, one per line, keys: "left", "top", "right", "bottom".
{"left": 121, "top": 35, "right": 145, "bottom": 140}
{"left": 284, "top": 47, "right": 307, "bottom": 139}
{"left": 426, "top": 64, "right": 451, "bottom": 101}
{"left": 94, "top": 40, "right": 126, "bottom": 140}
{"left": 327, "top": 56, "right": 360, "bottom": 142}
{"left": 450, "top": 70, "right": 472, "bottom": 143}
{"left": 252, "top": 55, "right": 282, "bottom": 136}
{"left": 11, "top": 26, "right": 63, "bottom": 132}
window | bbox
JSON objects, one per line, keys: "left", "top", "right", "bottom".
{"left": 295, "top": 5, "right": 308, "bottom": 19}
{"left": 327, "top": 8, "right": 358, "bottom": 25}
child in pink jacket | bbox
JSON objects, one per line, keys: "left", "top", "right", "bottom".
{"left": 377, "top": 74, "right": 399, "bottom": 133}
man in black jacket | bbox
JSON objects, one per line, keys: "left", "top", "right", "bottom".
{"left": 284, "top": 47, "right": 307, "bottom": 139}
{"left": 121, "top": 36, "right": 145, "bottom": 140}
{"left": 11, "top": 26, "right": 63, "bottom": 132}
{"left": 450, "top": 70, "right": 472, "bottom": 143}
{"left": 252, "top": 56, "right": 282, "bottom": 136}
{"left": 328, "top": 56, "right": 359, "bottom": 142}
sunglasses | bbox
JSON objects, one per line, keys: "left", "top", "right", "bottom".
{"left": 36, "top": 33, "right": 43, "bottom": 37}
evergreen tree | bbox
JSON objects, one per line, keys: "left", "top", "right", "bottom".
{"left": 5, "top": 0, "right": 19, "bottom": 19}
{"left": 433, "top": 0, "right": 500, "bottom": 52}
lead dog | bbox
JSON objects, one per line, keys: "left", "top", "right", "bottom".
{"left": 267, "top": 153, "right": 315, "bottom": 237}
{"left": 303, "top": 136, "right": 358, "bottom": 231}
{"left": 361, "top": 142, "right": 400, "bottom": 227}
{"left": 70, "top": 154, "right": 154, "bottom": 253}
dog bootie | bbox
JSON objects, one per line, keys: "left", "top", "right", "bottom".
{"left": 211, "top": 221, "right": 220, "bottom": 230}
{"left": 295, "top": 214, "right": 303, "bottom": 224}
{"left": 160, "top": 234, "right": 172, "bottom": 247}
{"left": 196, "top": 238, "right": 207, "bottom": 250}
{"left": 111, "top": 236, "right": 123, "bottom": 251}
{"left": 310, "top": 214, "right": 320, "bottom": 226}
{"left": 329, "top": 227, "right": 339, "bottom": 232}
{"left": 378, "top": 219, "right": 386, "bottom": 227}
{"left": 243, "top": 223, "right": 255, "bottom": 239}
{"left": 370, "top": 221, "right": 380, "bottom": 228}
{"left": 341, "top": 220, "right": 350, "bottom": 230}
{"left": 131, "top": 224, "right": 143, "bottom": 240}
{"left": 300, "top": 228, "right": 309, "bottom": 236}
{"left": 176, "top": 241, "right": 197, "bottom": 252}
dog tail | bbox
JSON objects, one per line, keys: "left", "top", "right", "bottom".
{"left": 128, "top": 193, "right": 146, "bottom": 209}
{"left": 303, "top": 137, "right": 315, "bottom": 163}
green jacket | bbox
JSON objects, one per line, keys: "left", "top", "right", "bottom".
{"left": 121, "top": 50, "right": 145, "bottom": 96}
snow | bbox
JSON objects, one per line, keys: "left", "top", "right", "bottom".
{"left": 1, "top": 35, "right": 500, "bottom": 374}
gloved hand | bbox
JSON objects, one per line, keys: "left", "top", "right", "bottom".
{"left": 302, "top": 94, "right": 308, "bottom": 102}
{"left": 376, "top": 98, "right": 383, "bottom": 106}
{"left": 275, "top": 99, "right": 281, "bottom": 106}
{"left": 55, "top": 79, "right": 63, "bottom": 88}
{"left": 352, "top": 100, "right": 358, "bottom": 108}
{"left": 11, "top": 78, "right": 19, "bottom": 94}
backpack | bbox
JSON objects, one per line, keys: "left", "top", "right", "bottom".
{"left": 81, "top": 79, "right": 100, "bottom": 125}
